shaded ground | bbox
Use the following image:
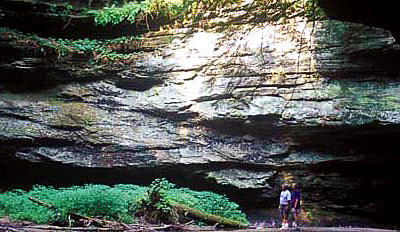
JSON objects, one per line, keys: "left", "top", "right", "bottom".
{"left": 0, "top": 217, "right": 397, "bottom": 232}
{"left": 235, "top": 228, "right": 396, "bottom": 232}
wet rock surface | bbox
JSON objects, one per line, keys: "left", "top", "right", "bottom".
{"left": 1, "top": 1, "right": 400, "bottom": 226}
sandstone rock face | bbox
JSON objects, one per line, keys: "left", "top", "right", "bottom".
{"left": 1, "top": 3, "right": 400, "bottom": 224}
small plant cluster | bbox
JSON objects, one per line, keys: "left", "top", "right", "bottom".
{"left": 287, "top": 0, "right": 325, "bottom": 21}
{"left": 91, "top": 0, "right": 152, "bottom": 26}
{"left": 135, "top": 178, "right": 178, "bottom": 223}
{"left": 90, "top": 0, "right": 242, "bottom": 27}
{"left": 0, "top": 27, "right": 141, "bottom": 64}
{"left": 54, "top": 37, "right": 141, "bottom": 63}
{"left": 0, "top": 179, "right": 249, "bottom": 226}
{"left": 90, "top": 0, "right": 182, "bottom": 26}
{"left": 47, "top": 2, "right": 75, "bottom": 19}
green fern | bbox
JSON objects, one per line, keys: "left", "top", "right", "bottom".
{"left": 0, "top": 179, "right": 248, "bottom": 226}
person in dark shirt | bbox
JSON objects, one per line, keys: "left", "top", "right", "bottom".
{"left": 290, "top": 183, "right": 301, "bottom": 229}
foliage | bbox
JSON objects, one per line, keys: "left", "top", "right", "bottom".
{"left": 47, "top": 2, "right": 74, "bottom": 18}
{"left": 0, "top": 179, "right": 248, "bottom": 226}
{"left": 258, "top": 0, "right": 325, "bottom": 21}
{"left": 89, "top": 0, "right": 242, "bottom": 26}
{"left": 0, "top": 27, "right": 140, "bottom": 63}
{"left": 134, "top": 178, "right": 178, "bottom": 223}
{"left": 91, "top": 1, "right": 152, "bottom": 26}
{"left": 53, "top": 36, "right": 141, "bottom": 62}
{"left": 90, "top": 0, "right": 188, "bottom": 26}
{"left": 289, "top": 0, "right": 325, "bottom": 20}
{"left": 149, "top": 0, "right": 186, "bottom": 18}
{"left": 167, "top": 187, "right": 248, "bottom": 225}
{"left": 0, "top": 184, "right": 146, "bottom": 224}
{"left": 134, "top": 178, "right": 248, "bottom": 225}
{"left": 88, "top": 0, "right": 324, "bottom": 27}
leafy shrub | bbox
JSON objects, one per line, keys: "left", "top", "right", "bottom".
{"left": 134, "top": 178, "right": 178, "bottom": 223}
{"left": 0, "top": 179, "right": 248, "bottom": 226}
{"left": 90, "top": 0, "right": 243, "bottom": 26}
{"left": 148, "top": 0, "right": 186, "bottom": 18}
{"left": 166, "top": 187, "right": 248, "bottom": 224}
{"left": 92, "top": 1, "right": 152, "bottom": 26}
{"left": 47, "top": 3, "right": 74, "bottom": 19}
{"left": 0, "top": 27, "right": 141, "bottom": 63}
{"left": 0, "top": 184, "right": 146, "bottom": 224}
{"left": 90, "top": 0, "right": 324, "bottom": 27}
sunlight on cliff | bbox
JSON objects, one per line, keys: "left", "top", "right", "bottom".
{"left": 171, "top": 19, "right": 318, "bottom": 115}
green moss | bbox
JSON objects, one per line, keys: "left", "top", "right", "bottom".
{"left": 50, "top": 102, "right": 96, "bottom": 128}
{"left": 337, "top": 81, "right": 400, "bottom": 111}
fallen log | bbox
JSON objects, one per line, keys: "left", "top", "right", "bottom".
{"left": 28, "top": 196, "right": 247, "bottom": 229}
{"left": 24, "top": 225, "right": 122, "bottom": 231}
{"left": 28, "top": 197, "right": 55, "bottom": 210}
{"left": 4, "top": 224, "right": 182, "bottom": 232}
{"left": 27, "top": 197, "right": 125, "bottom": 229}
{"left": 172, "top": 203, "right": 248, "bottom": 228}
{"left": 0, "top": 225, "right": 23, "bottom": 232}
{"left": 68, "top": 212, "right": 120, "bottom": 227}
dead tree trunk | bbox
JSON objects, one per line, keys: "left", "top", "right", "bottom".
{"left": 172, "top": 203, "right": 248, "bottom": 228}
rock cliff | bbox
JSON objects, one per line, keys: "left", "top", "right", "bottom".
{"left": 1, "top": 0, "right": 399, "bottom": 225}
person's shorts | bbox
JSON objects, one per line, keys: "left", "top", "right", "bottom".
{"left": 279, "top": 205, "right": 289, "bottom": 218}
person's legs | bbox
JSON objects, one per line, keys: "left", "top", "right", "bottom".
{"left": 279, "top": 205, "right": 288, "bottom": 229}
{"left": 283, "top": 208, "right": 289, "bottom": 229}
{"left": 286, "top": 208, "right": 290, "bottom": 228}
{"left": 279, "top": 206, "right": 285, "bottom": 228}
{"left": 293, "top": 208, "right": 300, "bottom": 228}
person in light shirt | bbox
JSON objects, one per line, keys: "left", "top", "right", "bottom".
{"left": 279, "top": 183, "right": 291, "bottom": 229}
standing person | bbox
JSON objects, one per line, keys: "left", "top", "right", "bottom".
{"left": 279, "top": 183, "right": 291, "bottom": 229}
{"left": 291, "top": 183, "right": 301, "bottom": 229}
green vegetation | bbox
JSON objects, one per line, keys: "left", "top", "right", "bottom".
{"left": 248, "top": 0, "right": 324, "bottom": 24}
{"left": 282, "top": 0, "right": 325, "bottom": 21}
{"left": 47, "top": 2, "right": 74, "bottom": 19}
{"left": 90, "top": 0, "right": 193, "bottom": 26}
{"left": 54, "top": 37, "right": 141, "bottom": 62}
{"left": 89, "top": 0, "right": 324, "bottom": 27}
{"left": 0, "top": 27, "right": 141, "bottom": 63}
{"left": 0, "top": 184, "right": 144, "bottom": 224}
{"left": 0, "top": 179, "right": 248, "bottom": 226}
{"left": 89, "top": 0, "right": 241, "bottom": 27}
{"left": 91, "top": 0, "right": 152, "bottom": 26}
{"left": 136, "top": 178, "right": 248, "bottom": 226}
